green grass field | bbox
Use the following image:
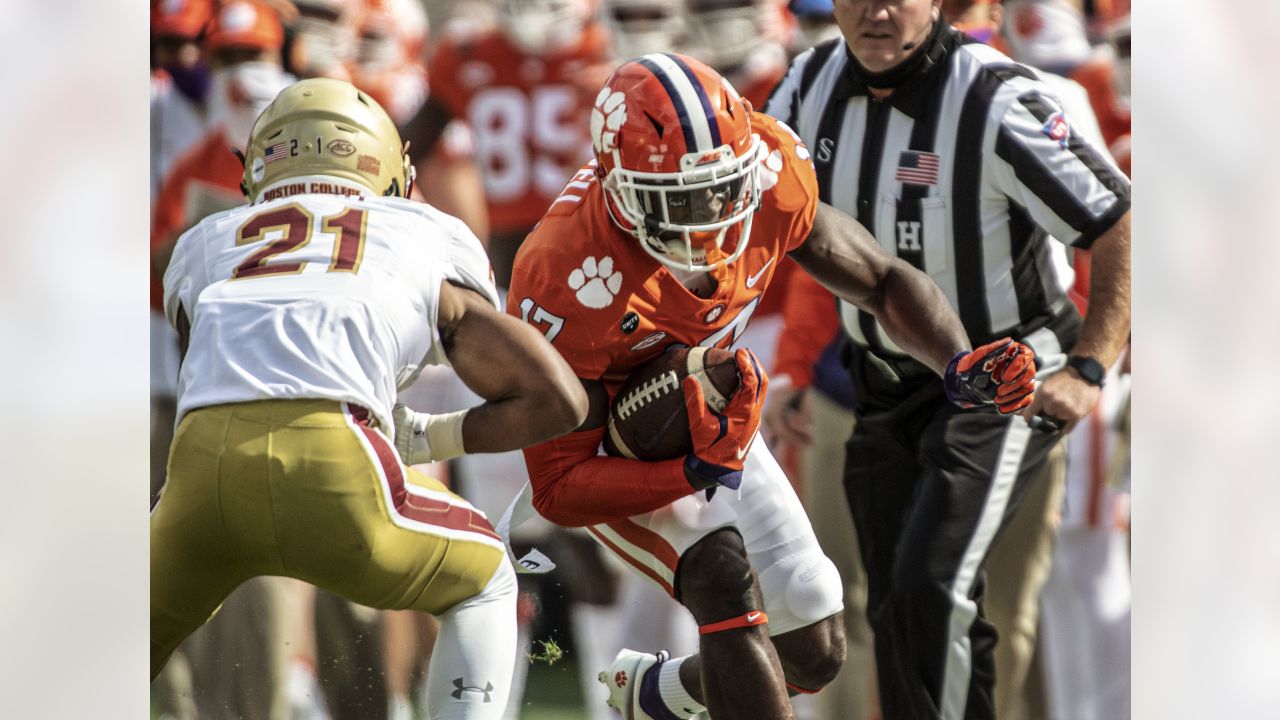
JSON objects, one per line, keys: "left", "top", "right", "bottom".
{"left": 517, "top": 656, "right": 592, "bottom": 720}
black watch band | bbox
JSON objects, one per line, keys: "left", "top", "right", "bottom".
{"left": 1066, "top": 355, "right": 1106, "bottom": 387}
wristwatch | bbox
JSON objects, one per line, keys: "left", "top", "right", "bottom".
{"left": 1066, "top": 355, "right": 1106, "bottom": 387}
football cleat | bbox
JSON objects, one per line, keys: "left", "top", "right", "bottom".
{"left": 597, "top": 648, "right": 696, "bottom": 720}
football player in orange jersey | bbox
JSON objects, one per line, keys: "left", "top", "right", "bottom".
{"left": 400, "top": 0, "right": 613, "bottom": 289}
{"left": 392, "top": 54, "right": 1036, "bottom": 720}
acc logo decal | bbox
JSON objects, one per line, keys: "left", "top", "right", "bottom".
{"left": 630, "top": 331, "right": 667, "bottom": 352}
{"left": 326, "top": 139, "right": 355, "bottom": 156}
{"left": 568, "top": 255, "right": 623, "bottom": 309}
{"left": 703, "top": 304, "right": 726, "bottom": 324}
{"left": 1041, "top": 111, "right": 1070, "bottom": 149}
{"left": 591, "top": 87, "right": 628, "bottom": 154}
{"left": 620, "top": 311, "right": 640, "bottom": 334}
{"left": 250, "top": 156, "right": 265, "bottom": 182}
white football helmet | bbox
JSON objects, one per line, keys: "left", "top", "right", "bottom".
{"left": 602, "top": 0, "right": 686, "bottom": 60}
{"left": 496, "top": 0, "right": 594, "bottom": 54}
{"left": 686, "top": 0, "right": 773, "bottom": 70}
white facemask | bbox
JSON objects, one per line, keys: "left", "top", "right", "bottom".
{"left": 208, "top": 62, "right": 296, "bottom": 151}
{"left": 294, "top": 17, "right": 359, "bottom": 74}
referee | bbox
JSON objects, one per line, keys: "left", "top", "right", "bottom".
{"left": 764, "top": 1, "right": 1131, "bottom": 719}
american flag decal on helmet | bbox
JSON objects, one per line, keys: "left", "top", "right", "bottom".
{"left": 263, "top": 141, "right": 290, "bottom": 164}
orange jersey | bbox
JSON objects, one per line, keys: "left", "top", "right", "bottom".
{"left": 507, "top": 112, "right": 818, "bottom": 527}
{"left": 151, "top": 129, "right": 245, "bottom": 311}
{"left": 427, "top": 23, "right": 613, "bottom": 236}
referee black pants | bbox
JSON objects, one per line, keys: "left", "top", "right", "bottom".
{"left": 842, "top": 352, "right": 1062, "bottom": 720}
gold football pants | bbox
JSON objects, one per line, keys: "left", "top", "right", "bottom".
{"left": 151, "top": 399, "right": 506, "bottom": 679}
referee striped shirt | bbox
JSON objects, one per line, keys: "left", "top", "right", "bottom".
{"left": 765, "top": 32, "right": 1130, "bottom": 358}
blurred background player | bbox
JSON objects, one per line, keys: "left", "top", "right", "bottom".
{"left": 152, "top": 0, "right": 216, "bottom": 201}
{"left": 287, "top": 0, "right": 362, "bottom": 80}
{"left": 602, "top": 0, "right": 687, "bottom": 60}
{"left": 402, "top": 0, "right": 611, "bottom": 288}
{"left": 352, "top": 0, "right": 430, "bottom": 124}
{"left": 1038, "top": 348, "right": 1131, "bottom": 720}
{"left": 786, "top": 0, "right": 842, "bottom": 54}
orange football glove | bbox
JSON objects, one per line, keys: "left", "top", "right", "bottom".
{"left": 944, "top": 337, "right": 1036, "bottom": 414}
{"left": 683, "top": 348, "right": 768, "bottom": 492}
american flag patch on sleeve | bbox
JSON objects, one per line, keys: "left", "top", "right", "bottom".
{"left": 895, "top": 150, "right": 940, "bottom": 186}
{"left": 263, "top": 142, "right": 290, "bottom": 164}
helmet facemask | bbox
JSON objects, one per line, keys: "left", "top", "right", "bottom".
{"left": 604, "top": 136, "right": 766, "bottom": 272}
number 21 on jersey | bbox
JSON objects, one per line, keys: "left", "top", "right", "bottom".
{"left": 231, "top": 204, "right": 368, "bottom": 280}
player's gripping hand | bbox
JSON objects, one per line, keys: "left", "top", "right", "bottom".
{"left": 682, "top": 348, "right": 768, "bottom": 493}
{"left": 943, "top": 338, "right": 1036, "bottom": 414}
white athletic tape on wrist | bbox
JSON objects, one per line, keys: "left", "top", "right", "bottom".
{"left": 424, "top": 409, "right": 468, "bottom": 462}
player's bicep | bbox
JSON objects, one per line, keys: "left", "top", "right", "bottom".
{"left": 438, "top": 281, "right": 580, "bottom": 405}
{"left": 790, "top": 202, "right": 895, "bottom": 312}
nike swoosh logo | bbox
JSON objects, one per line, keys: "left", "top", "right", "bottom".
{"left": 746, "top": 612, "right": 761, "bottom": 623}
{"left": 744, "top": 257, "right": 775, "bottom": 289}
{"left": 736, "top": 444, "right": 749, "bottom": 460}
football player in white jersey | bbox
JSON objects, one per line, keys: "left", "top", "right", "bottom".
{"left": 153, "top": 77, "right": 588, "bottom": 720}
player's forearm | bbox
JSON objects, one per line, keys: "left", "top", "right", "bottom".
{"left": 528, "top": 452, "right": 692, "bottom": 527}
{"left": 870, "top": 260, "right": 971, "bottom": 375}
{"left": 1070, "top": 211, "right": 1131, "bottom": 368}
{"left": 460, "top": 392, "right": 585, "bottom": 454}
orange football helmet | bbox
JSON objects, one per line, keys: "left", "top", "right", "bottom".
{"left": 591, "top": 53, "right": 766, "bottom": 273}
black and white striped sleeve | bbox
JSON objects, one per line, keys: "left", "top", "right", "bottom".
{"left": 989, "top": 88, "right": 1131, "bottom": 249}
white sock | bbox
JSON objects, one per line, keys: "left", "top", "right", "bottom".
{"left": 658, "top": 656, "right": 707, "bottom": 718}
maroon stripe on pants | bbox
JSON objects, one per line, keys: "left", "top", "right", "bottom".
{"left": 349, "top": 405, "right": 500, "bottom": 542}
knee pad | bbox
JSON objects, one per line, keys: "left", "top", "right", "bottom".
{"left": 757, "top": 551, "right": 844, "bottom": 636}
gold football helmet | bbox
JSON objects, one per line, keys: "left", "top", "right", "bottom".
{"left": 242, "top": 77, "right": 414, "bottom": 200}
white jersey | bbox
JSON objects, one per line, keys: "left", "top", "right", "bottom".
{"left": 164, "top": 186, "right": 498, "bottom": 430}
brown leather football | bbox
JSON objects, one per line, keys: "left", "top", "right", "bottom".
{"left": 603, "top": 347, "right": 740, "bottom": 461}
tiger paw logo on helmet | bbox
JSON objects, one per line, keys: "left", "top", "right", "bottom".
{"left": 591, "top": 87, "right": 627, "bottom": 154}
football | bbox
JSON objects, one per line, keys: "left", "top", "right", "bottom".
{"left": 603, "top": 347, "right": 740, "bottom": 461}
